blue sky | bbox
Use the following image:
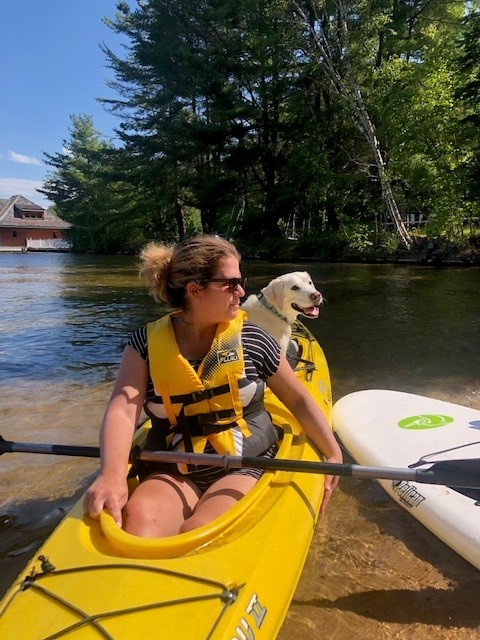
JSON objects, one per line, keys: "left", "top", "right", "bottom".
{"left": 0, "top": 1, "right": 129, "bottom": 208}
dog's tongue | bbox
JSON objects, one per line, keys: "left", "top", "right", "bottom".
{"left": 303, "top": 306, "right": 319, "bottom": 317}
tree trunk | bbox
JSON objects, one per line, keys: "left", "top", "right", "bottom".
{"left": 294, "top": 0, "right": 412, "bottom": 249}
{"left": 174, "top": 196, "right": 185, "bottom": 240}
{"left": 351, "top": 84, "right": 413, "bottom": 248}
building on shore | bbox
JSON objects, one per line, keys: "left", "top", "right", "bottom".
{"left": 0, "top": 195, "right": 71, "bottom": 252}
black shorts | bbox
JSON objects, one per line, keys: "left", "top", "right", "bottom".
{"left": 136, "top": 442, "right": 278, "bottom": 493}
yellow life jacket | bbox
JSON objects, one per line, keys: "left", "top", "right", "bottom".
{"left": 145, "top": 310, "right": 275, "bottom": 460}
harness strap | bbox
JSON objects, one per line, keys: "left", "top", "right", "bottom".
{"left": 169, "top": 384, "right": 231, "bottom": 405}
{"left": 186, "top": 401, "right": 264, "bottom": 436}
{"left": 156, "top": 377, "right": 252, "bottom": 406}
{"left": 146, "top": 401, "right": 265, "bottom": 437}
{"left": 156, "top": 381, "right": 177, "bottom": 425}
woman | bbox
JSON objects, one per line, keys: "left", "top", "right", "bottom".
{"left": 83, "top": 235, "right": 342, "bottom": 537}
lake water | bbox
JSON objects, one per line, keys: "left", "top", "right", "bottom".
{"left": 1, "top": 251, "right": 479, "bottom": 638}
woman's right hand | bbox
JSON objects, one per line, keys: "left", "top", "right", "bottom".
{"left": 83, "top": 472, "right": 129, "bottom": 528}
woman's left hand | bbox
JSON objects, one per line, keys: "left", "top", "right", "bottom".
{"left": 320, "top": 453, "right": 342, "bottom": 514}
{"left": 267, "top": 355, "right": 343, "bottom": 515}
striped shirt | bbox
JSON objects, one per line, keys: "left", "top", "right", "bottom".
{"left": 127, "top": 320, "right": 281, "bottom": 402}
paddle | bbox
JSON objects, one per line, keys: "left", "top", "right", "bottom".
{"left": 1, "top": 435, "right": 480, "bottom": 487}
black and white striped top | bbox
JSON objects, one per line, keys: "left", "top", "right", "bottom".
{"left": 127, "top": 320, "right": 281, "bottom": 401}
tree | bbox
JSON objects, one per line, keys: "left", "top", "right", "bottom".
{"left": 40, "top": 115, "right": 112, "bottom": 250}
{"left": 369, "top": 0, "right": 468, "bottom": 238}
{"left": 40, "top": 114, "right": 155, "bottom": 252}
{"left": 102, "top": 0, "right": 328, "bottom": 241}
{"left": 41, "top": 1, "right": 477, "bottom": 255}
{"left": 455, "top": 8, "right": 480, "bottom": 218}
{"left": 101, "top": 0, "right": 243, "bottom": 235}
{"left": 293, "top": 0, "right": 413, "bottom": 248}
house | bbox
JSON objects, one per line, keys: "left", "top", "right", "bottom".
{"left": 0, "top": 195, "right": 72, "bottom": 251}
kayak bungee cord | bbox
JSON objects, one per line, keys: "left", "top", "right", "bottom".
{"left": 1, "top": 560, "right": 243, "bottom": 640}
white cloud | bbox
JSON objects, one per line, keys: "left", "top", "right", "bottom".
{"left": 0, "top": 178, "right": 52, "bottom": 208}
{"left": 7, "top": 150, "right": 43, "bottom": 166}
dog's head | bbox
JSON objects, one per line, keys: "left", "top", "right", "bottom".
{"left": 263, "top": 271, "right": 323, "bottom": 321}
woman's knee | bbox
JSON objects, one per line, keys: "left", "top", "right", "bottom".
{"left": 178, "top": 511, "right": 212, "bottom": 534}
{"left": 122, "top": 475, "right": 201, "bottom": 537}
{"left": 179, "top": 475, "right": 258, "bottom": 533}
{"left": 122, "top": 495, "right": 170, "bottom": 537}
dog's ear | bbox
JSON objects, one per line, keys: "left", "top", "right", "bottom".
{"left": 302, "top": 271, "right": 313, "bottom": 285}
{"left": 264, "top": 277, "right": 285, "bottom": 310}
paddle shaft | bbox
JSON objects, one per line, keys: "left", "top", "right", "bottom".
{"left": 1, "top": 439, "right": 100, "bottom": 458}
{"left": 139, "top": 449, "right": 480, "bottom": 487}
{"left": 1, "top": 436, "right": 480, "bottom": 487}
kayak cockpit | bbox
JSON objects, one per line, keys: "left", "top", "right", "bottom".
{"left": 98, "top": 415, "right": 302, "bottom": 559}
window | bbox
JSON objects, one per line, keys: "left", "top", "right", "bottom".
{"left": 23, "top": 212, "right": 43, "bottom": 219}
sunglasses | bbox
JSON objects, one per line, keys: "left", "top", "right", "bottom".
{"left": 201, "top": 277, "right": 247, "bottom": 292}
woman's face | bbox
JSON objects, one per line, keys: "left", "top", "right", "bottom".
{"left": 196, "top": 255, "right": 246, "bottom": 323}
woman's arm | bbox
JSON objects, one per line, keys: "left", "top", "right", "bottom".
{"left": 83, "top": 345, "right": 148, "bottom": 526}
{"left": 266, "top": 355, "right": 343, "bottom": 513}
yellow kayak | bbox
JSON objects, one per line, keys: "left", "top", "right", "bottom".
{"left": 0, "top": 322, "right": 332, "bottom": 639}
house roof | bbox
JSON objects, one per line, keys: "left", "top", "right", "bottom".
{"left": 0, "top": 195, "right": 71, "bottom": 229}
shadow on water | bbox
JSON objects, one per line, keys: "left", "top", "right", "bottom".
{"left": 293, "top": 580, "right": 480, "bottom": 628}
{"left": 317, "top": 447, "right": 480, "bottom": 629}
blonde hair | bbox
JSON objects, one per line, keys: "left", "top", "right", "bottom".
{"left": 139, "top": 235, "right": 241, "bottom": 308}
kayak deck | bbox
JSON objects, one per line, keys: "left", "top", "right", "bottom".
{"left": 0, "top": 322, "right": 332, "bottom": 639}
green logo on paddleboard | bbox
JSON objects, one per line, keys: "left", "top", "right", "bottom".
{"left": 397, "top": 414, "right": 454, "bottom": 430}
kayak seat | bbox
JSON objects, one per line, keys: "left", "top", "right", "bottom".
{"left": 286, "top": 339, "right": 316, "bottom": 374}
{"left": 286, "top": 339, "right": 303, "bottom": 369}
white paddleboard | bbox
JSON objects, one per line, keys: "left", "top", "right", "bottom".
{"left": 333, "top": 389, "right": 480, "bottom": 570}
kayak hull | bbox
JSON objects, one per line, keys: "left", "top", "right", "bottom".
{"left": 0, "top": 322, "right": 331, "bottom": 639}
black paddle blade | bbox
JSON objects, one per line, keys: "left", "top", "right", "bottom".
{"left": 427, "top": 458, "right": 480, "bottom": 488}
{"left": 0, "top": 435, "right": 13, "bottom": 455}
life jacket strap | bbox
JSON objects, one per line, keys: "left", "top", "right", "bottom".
{"left": 169, "top": 383, "right": 231, "bottom": 405}
{"left": 187, "top": 400, "right": 264, "bottom": 435}
{"left": 164, "top": 377, "right": 252, "bottom": 406}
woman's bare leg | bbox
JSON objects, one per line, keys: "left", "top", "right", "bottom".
{"left": 122, "top": 473, "right": 202, "bottom": 537}
{"left": 179, "top": 474, "right": 257, "bottom": 534}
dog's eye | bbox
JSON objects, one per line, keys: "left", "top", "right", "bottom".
{"left": 291, "top": 285, "right": 300, "bottom": 290}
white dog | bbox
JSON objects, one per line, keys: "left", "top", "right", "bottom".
{"left": 241, "top": 271, "right": 322, "bottom": 353}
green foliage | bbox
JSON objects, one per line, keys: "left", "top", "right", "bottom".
{"left": 39, "top": 115, "right": 164, "bottom": 253}
{"left": 37, "top": 1, "right": 480, "bottom": 259}
{"left": 292, "top": 230, "right": 347, "bottom": 260}
{"left": 454, "top": 9, "right": 480, "bottom": 212}
{"left": 343, "top": 221, "right": 375, "bottom": 253}
{"left": 366, "top": 1, "right": 468, "bottom": 239}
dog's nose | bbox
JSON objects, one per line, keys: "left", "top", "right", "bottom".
{"left": 311, "top": 291, "right": 322, "bottom": 304}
